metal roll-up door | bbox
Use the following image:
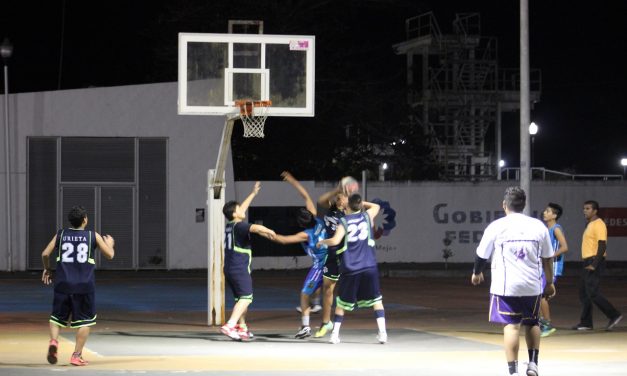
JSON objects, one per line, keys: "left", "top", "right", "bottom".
{"left": 99, "top": 187, "right": 134, "bottom": 269}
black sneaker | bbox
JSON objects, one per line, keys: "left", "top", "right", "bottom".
{"left": 606, "top": 315, "right": 623, "bottom": 331}
{"left": 571, "top": 323, "right": 593, "bottom": 330}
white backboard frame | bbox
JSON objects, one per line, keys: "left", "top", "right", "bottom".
{"left": 178, "top": 33, "right": 315, "bottom": 117}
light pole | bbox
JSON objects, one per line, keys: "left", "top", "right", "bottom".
{"left": 528, "top": 122, "right": 538, "bottom": 172}
{"left": 379, "top": 162, "right": 388, "bottom": 182}
{"left": 498, "top": 159, "right": 506, "bottom": 180}
{"left": 621, "top": 158, "right": 627, "bottom": 177}
{"left": 2, "top": 37, "right": 12, "bottom": 272}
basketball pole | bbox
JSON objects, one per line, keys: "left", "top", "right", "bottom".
{"left": 207, "top": 115, "right": 237, "bottom": 326}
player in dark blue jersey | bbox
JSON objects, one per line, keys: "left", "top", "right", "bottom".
{"left": 220, "top": 182, "right": 276, "bottom": 341}
{"left": 318, "top": 193, "right": 387, "bottom": 344}
{"left": 41, "top": 205, "right": 115, "bottom": 366}
{"left": 271, "top": 172, "right": 328, "bottom": 339}
{"left": 313, "top": 185, "right": 348, "bottom": 338}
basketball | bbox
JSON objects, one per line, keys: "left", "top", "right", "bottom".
{"left": 340, "top": 176, "right": 359, "bottom": 195}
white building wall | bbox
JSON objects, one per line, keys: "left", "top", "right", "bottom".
{"left": 242, "top": 180, "right": 627, "bottom": 269}
{"left": 0, "top": 82, "right": 234, "bottom": 271}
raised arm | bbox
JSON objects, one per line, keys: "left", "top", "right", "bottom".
{"left": 239, "top": 181, "right": 261, "bottom": 214}
{"left": 363, "top": 200, "right": 380, "bottom": 223}
{"left": 96, "top": 233, "right": 115, "bottom": 260}
{"left": 317, "top": 184, "right": 342, "bottom": 209}
{"left": 281, "top": 171, "right": 316, "bottom": 216}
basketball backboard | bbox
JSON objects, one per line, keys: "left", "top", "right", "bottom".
{"left": 178, "top": 33, "right": 315, "bottom": 117}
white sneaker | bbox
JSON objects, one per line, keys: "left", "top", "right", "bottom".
{"left": 526, "top": 361, "right": 538, "bottom": 376}
{"left": 377, "top": 331, "right": 388, "bottom": 344}
{"left": 296, "top": 304, "right": 322, "bottom": 313}
{"left": 329, "top": 334, "right": 340, "bottom": 344}
{"left": 295, "top": 326, "right": 311, "bottom": 339}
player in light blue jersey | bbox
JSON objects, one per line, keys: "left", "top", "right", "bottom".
{"left": 271, "top": 172, "right": 328, "bottom": 339}
{"left": 318, "top": 193, "right": 387, "bottom": 345}
{"left": 540, "top": 202, "right": 569, "bottom": 337}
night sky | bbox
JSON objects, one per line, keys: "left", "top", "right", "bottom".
{"left": 2, "top": 1, "right": 626, "bottom": 177}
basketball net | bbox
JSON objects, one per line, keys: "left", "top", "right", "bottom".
{"left": 235, "top": 100, "right": 272, "bottom": 138}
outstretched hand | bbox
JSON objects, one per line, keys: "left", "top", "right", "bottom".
{"left": 281, "top": 171, "right": 296, "bottom": 183}
{"left": 252, "top": 181, "right": 261, "bottom": 195}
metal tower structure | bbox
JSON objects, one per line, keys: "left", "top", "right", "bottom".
{"left": 394, "top": 12, "right": 541, "bottom": 180}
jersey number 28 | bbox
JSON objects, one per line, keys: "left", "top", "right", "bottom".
{"left": 61, "top": 243, "right": 89, "bottom": 263}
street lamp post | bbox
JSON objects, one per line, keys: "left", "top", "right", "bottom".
{"left": 1, "top": 37, "right": 12, "bottom": 272}
{"left": 498, "top": 159, "right": 506, "bottom": 180}
{"left": 528, "top": 122, "right": 538, "bottom": 175}
{"left": 379, "top": 162, "right": 388, "bottom": 182}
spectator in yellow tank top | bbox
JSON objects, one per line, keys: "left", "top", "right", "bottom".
{"left": 571, "top": 200, "right": 622, "bottom": 331}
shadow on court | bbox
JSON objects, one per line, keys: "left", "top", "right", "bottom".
{"left": 1, "top": 270, "right": 626, "bottom": 375}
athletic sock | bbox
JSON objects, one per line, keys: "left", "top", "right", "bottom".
{"left": 226, "top": 320, "right": 237, "bottom": 327}
{"left": 302, "top": 315, "right": 310, "bottom": 327}
{"left": 528, "top": 349, "right": 539, "bottom": 364}
{"left": 507, "top": 360, "right": 518, "bottom": 375}
{"left": 374, "top": 309, "right": 386, "bottom": 333}
{"left": 332, "top": 315, "right": 344, "bottom": 334}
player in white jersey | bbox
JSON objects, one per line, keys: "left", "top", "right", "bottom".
{"left": 471, "top": 187, "right": 555, "bottom": 376}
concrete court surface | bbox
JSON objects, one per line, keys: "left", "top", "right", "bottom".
{"left": 1, "top": 270, "right": 626, "bottom": 376}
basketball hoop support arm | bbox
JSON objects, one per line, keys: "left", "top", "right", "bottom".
{"left": 212, "top": 115, "right": 237, "bottom": 198}
{"left": 207, "top": 114, "right": 237, "bottom": 326}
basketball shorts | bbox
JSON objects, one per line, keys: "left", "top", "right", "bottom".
{"left": 225, "top": 270, "right": 253, "bottom": 302}
{"left": 50, "top": 290, "right": 97, "bottom": 328}
{"left": 336, "top": 267, "right": 382, "bottom": 311}
{"left": 489, "top": 294, "right": 541, "bottom": 326}
{"left": 302, "top": 265, "right": 324, "bottom": 295}
{"left": 323, "top": 252, "right": 340, "bottom": 281}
